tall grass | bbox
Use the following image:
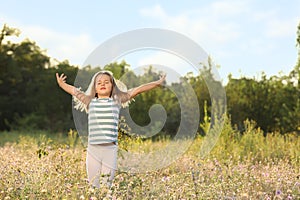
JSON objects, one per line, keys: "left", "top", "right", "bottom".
{"left": 0, "top": 122, "right": 299, "bottom": 199}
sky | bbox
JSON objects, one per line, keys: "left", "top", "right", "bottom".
{"left": 1, "top": 0, "right": 299, "bottom": 84}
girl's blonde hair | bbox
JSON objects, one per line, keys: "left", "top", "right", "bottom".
{"left": 73, "top": 70, "right": 131, "bottom": 113}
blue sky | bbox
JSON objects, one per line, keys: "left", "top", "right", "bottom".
{"left": 1, "top": 0, "right": 299, "bottom": 84}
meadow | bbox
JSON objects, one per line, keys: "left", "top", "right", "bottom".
{"left": 0, "top": 120, "right": 299, "bottom": 200}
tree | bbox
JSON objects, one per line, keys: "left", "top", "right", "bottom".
{"left": 0, "top": 25, "right": 51, "bottom": 130}
{"left": 0, "top": 24, "right": 79, "bottom": 131}
{"left": 0, "top": 24, "right": 20, "bottom": 51}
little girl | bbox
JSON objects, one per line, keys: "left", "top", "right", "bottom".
{"left": 56, "top": 70, "right": 165, "bottom": 188}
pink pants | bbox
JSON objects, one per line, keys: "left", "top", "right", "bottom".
{"left": 86, "top": 143, "right": 118, "bottom": 188}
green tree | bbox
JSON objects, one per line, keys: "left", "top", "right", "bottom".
{"left": 0, "top": 24, "right": 79, "bottom": 131}
{"left": 0, "top": 25, "right": 50, "bottom": 130}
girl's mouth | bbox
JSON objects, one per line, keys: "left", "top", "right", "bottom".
{"left": 100, "top": 87, "right": 106, "bottom": 90}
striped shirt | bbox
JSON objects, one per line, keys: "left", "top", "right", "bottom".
{"left": 88, "top": 97, "right": 120, "bottom": 144}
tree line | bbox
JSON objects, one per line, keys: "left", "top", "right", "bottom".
{"left": 0, "top": 24, "right": 299, "bottom": 135}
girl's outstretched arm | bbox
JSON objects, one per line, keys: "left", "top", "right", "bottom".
{"left": 56, "top": 73, "right": 91, "bottom": 107}
{"left": 56, "top": 73, "right": 76, "bottom": 95}
{"left": 128, "top": 74, "right": 166, "bottom": 99}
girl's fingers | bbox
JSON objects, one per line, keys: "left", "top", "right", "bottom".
{"left": 56, "top": 73, "right": 67, "bottom": 84}
{"left": 56, "top": 73, "right": 61, "bottom": 82}
{"left": 159, "top": 74, "right": 166, "bottom": 81}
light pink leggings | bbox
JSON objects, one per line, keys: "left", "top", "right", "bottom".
{"left": 86, "top": 143, "right": 118, "bottom": 188}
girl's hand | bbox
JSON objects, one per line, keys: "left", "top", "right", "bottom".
{"left": 56, "top": 73, "right": 67, "bottom": 87}
{"left": 157, "top": 74, "right": 166, "bottom": 85}
{"left": 55, "top": 73, "right": 79, "bottom": 97}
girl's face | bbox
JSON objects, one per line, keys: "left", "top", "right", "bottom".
{"left": 95, "top": 74, "right": 113, "bottom": 98}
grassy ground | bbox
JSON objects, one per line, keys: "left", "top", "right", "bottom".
{"left": 0, "top": 124, "right": 299, "bottom": 199}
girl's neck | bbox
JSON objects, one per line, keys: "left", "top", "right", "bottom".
{"left": 97, "top": 95, "right": 110, "bottom": 99}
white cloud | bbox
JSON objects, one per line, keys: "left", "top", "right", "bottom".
{"left": 138, "top": 1, "right": 299, "bottom": 82}
{"left": 209, "top": 0, "right": 249, "bottom": 16}
{"left": 137, "top": 51, "right": 197, "bottom": 74}
{"left": 139, "top": 4, "right": 166, "bottom": 19}
{"left": 2, "top": 18, "right": 95, "bottom": 66}
{"left": 138, "top": 2, "right": 245, "bottom": 72}
{"left": 24, "top": 26, "right": 95, "bottom": 66}
{"left": 264, "top": 18, "right": 299, "bottom": 38}
{"left": 252, "top": 9, "right": 299, "bottom": 38}
{"left": 139, "top": 2, "right": 245, "bottom": 51}
{"left": 118, "top": 50, "right": 198, "bottom": 81}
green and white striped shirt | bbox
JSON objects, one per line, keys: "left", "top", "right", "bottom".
{"left": 88, "top": 97, "right": 120, "bottom": 144}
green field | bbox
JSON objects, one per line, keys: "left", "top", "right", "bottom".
{"left": 0, "top": 122, "right": 299, "bottom": 199}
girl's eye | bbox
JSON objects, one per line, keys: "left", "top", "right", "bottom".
{"left": 96, "top": 80, "right": 110, "bottom": 85}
